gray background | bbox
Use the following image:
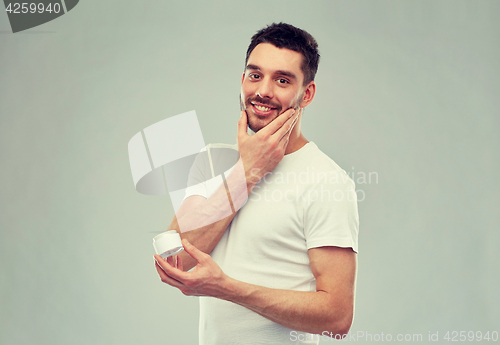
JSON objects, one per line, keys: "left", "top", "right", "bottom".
{"left": 1, "top": 1, "right": 498, "bottom": 344}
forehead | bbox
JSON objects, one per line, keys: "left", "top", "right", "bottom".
{"left": 247, "top": 43, "right": 304, "bottom": 81}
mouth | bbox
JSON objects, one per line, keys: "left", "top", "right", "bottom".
{"left": 250, "top": 102, "right": 277, "bottom": 116}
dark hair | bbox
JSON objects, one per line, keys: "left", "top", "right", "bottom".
{"left": 245, "top": 23, "right": 320, "bottom": 85}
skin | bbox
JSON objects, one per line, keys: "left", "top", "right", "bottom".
{"left": 155, "top": 43, "right": 357, "bottom": 337}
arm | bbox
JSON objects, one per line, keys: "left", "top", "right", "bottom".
{"left": 155, "top": 240, "right": 357, "bottom": 336}
{"left": 165, "top": 109, "right": 299, "bottom": 271}
{"left": 168, "top": 191, "right": 237, "bottom": 271}
{"left": 226, "top": 245, "right": 357, "bottom": 335}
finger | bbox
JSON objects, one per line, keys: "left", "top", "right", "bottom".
{"left": 258, "top": 108, "right": 296, "bottom": 137}
{"left": 182, "top": 239, "right": 207, "bottom": 263}
{"left": 155, "top": 261, "right": 185, "bottom": 289}
{"left": 281, "top": 132, "right": 291, "bottom": 151}
{"left": 276, "top": 110, "right": 299, "bottom": 143}
{"left": 237, "top": 110, "right": 249, "bottom": 142}
{"left": 154, "top": 254, "right": 187, "bottom": 281}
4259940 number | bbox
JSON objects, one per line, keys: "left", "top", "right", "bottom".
{"left": 5, "top": 3, "right": 61, "bottom": 14}
{"left": 444, "top": 331, "right": 498, "bottom": 342}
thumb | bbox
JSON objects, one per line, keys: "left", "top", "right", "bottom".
{"left": 237, "top": 110, "right": 248, "bottom": 142}
{"left": 182, "top": 239, "right": 206, "bottom": 263}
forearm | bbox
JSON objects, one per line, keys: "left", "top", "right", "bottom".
{"left": 168, "top": 159, "right": 254, "bottom": 270}
{"left": 220, "top": 277, "right": 352, "bottom": 336}
{"left": 169, "top": 213, "right": 234, "bottom": 271}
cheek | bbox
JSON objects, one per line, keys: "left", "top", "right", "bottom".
{"left": 241, "top": 80, "right": 254, "bottom": 93}
{"left": 241, "top": 87, "right": 252, "bottom": 101}
{"left": 279, "top": 94, "right": 296, "bottom": 108}
{"left": 289, "top": 90, "right": 304, "bottom": 107}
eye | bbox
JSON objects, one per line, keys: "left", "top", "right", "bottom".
{"left": 277, "top": 78, "right": 289, "bottom": 84}
{"left": 249, "top": 73, "right": 261, "bottom": 80}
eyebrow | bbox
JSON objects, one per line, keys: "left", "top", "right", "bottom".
{"left": 246, "top": 64, "right": 298, "bottom": 81}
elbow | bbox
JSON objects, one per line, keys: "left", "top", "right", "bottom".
{"left": 337, "top": 319, "right": 353, "bottom": 338}
{"left": 325, "top": 310, "right": 353, "bottom": 338}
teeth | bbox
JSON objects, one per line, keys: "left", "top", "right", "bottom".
{"left": 254, "top": 104, "right": 272, "bottom": 111}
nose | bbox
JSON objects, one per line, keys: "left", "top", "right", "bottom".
{"left": 256, "top": 78, "right": 273, "bottom": 99}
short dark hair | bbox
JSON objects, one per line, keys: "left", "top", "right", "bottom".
{"left": 245, "top": 23, "right": 320, "bottom": 86}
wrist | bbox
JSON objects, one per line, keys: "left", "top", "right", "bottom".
{"left": 215, "top": 274, "right": 237, "bottom": 301}
{"left": 218, "top": 276, "right": 257, "bottom": 310}
{"left": 245, "top": 167, "right": 262, "bottom": 188}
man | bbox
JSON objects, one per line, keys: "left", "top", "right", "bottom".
{"left": 154, "top": 23, "right": 359, "bottom": 345}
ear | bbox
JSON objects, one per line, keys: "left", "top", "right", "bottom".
{"left": 299, "top": 81, "right": 316, "bottom": 108}
{"left": 241, "top": 72, "right": 246, "bottom": 85}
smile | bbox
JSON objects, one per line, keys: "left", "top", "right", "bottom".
{"left": 250, "top": 102, "right": 277, "bottom": 116}
{"left": 254, "top": 104, "right": 273, "bottom": 111}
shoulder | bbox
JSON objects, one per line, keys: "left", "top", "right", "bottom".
{"left": 297, "top": 142, "right": 355, "bottom": 188}
{"left": 204, "top": 143, "right": 240, "bottom": 177}
{"left": 189, "top": 143, "right": 238, "bottom": 175}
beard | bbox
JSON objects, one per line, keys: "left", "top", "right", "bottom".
{"left": 239, "top": 92, "right": 302, "bottom": 133}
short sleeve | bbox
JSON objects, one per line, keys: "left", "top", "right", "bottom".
{"left": 303, "top": 175, "right": 359, "bottom": 253}
{"left": 183, "top": 148, "right": 211, "bottom": 200}
{"left": 182, "top": 143, "right": 240, "bottom": 201}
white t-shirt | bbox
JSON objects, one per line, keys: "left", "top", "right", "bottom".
{"left": 184, "top": 142, "right": 359, "bottom": 345}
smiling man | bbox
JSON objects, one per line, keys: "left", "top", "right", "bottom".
{"left": 241, "top": 43, "right": 308, "bottom": 132}
{"left": 155, "top": 23, "right": 359, "bottom": 345}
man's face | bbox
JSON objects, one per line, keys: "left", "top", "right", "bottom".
{"left": 240, "top": 43, "right": 306, "bottom": 132}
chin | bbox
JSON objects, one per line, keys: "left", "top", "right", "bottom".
{"left": 247, "top": 111, "right": 279, "bottom": 133}
{"left": 247, "top": 121, "right": 263, "bottom": 133}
